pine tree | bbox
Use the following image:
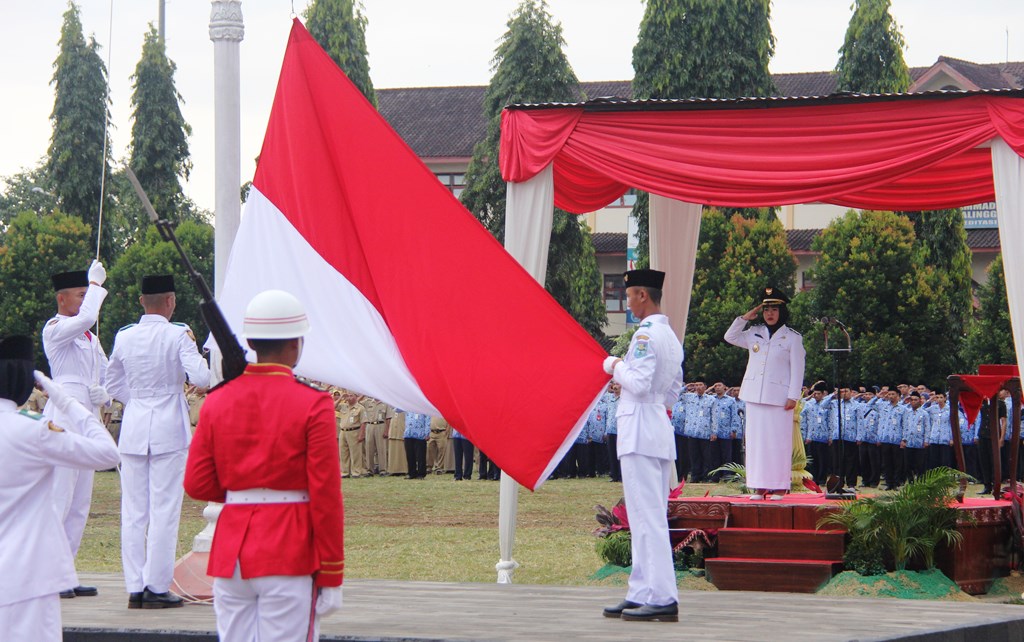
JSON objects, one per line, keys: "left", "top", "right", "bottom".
{"left": 630, "top": 0, "right": 776, "bottom": 267}
{"left": 962, "top": 254, "right": 1015, "bottom": 368}
{"left": 835, "top": 0, "right": 912, "bottom": 94}
{"left": 46, "top": 2, "right": 111, "bottom": 248}
{"left": 305, "top": 0, "right": 376, "bottom": 107}
{"left": 128, "top": 25, "right": 192, "bottom": 225}
{"left": 460, "top": 0, "right": 605, "bottom": 337}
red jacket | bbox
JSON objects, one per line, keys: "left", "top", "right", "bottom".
{"left": 184, "top": 363, "right": 344, "bottom": 586}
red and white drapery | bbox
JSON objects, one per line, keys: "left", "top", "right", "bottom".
{"left": 499, "top": 93, "right": 1024, "bottom": 368}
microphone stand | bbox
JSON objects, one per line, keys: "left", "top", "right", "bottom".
{"left": 823, "top": 318, "right": 856, "bottom": 500}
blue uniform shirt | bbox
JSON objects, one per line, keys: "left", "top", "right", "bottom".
{"left": 403, "top": 412, "right": 430, "bottom": 440}
{"left": 671, "top": 397, "right": 687, "bottom": 437}
{"left": 902, "top": 406, "right": 930, "bottom": 449}
{"left": 684, "top": 392, "right": 715, "bottom": 440}
{"left": 732, "top": 399, "right": 745, "bottom": 440}
{"left": 712, "top": 394, "right": 736, "bottom": 439}
{"left": 855, "top": 397, "right": 880, "bottom": 442}
{"left": 876, "top": 402, "right": 906, "bottom": 445}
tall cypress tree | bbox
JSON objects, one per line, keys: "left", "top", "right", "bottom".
{"left": 460, "top": 0, "right": 605, "bottom": 338}
{"left": 835, "top": 0, "right": 912, "bottom": 94}
{"left": 962, "top": 254, "right": 1015, "bottom": 368}
{"left": 46, "top": 1, "right": 111, "bottom": 253}
{"left": 631, "top": 0, "right": 776, "bottom": 268}
{"left": 128, "top": 25, "right": 192, "bottom": 225}
{"left": 305, "top": 0, "right": 377, "bottom": 107}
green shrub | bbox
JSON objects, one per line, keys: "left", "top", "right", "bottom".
{"left": 843, "top": 538, "right": 886, "bottom": 576}
{"left": 595, "top": 530, "right": 632, "bottom": 567}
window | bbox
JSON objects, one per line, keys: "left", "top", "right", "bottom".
{"left": 608, "top": 188, "right": 638, "bottom": 208}
{"left": 436, "top": 173, "right": 467, "bottom": 199}
{"left": 604, "top": 274, "right": 627, "bottom": 312}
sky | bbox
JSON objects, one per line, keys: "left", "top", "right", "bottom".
{"left": 2, "top": 0, "right": 1024, "bottom": 215}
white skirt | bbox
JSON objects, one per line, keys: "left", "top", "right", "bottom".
{"left": 745, "top": 402, "right": 794, "bottom": 491}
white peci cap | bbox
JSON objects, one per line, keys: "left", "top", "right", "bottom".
{"left": 243, "top": 290, "right": 311, "bottom": 339}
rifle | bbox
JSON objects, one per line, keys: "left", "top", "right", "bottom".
{"left": 123, "top": 166, "right": 248, "bottom": 382}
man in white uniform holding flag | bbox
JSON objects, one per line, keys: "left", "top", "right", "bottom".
{"left": 602, "top": 268, "right": 682, "bottom": 623}
{"left": 43, "top": 260, "right": 111, "bottom": 599}
{"left": 106, "top": 275, "right": 211, "bottom": 609}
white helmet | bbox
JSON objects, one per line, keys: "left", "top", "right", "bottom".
{"left": 243, "top": 290, "right": 310, "bottom": 339}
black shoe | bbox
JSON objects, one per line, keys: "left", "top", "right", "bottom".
{"left": 141, "top": 588, "right": 184, "bottom": 609}
{"left": 73, "top": 585, "right": 98, "bottom": 597}
{"left": 59, "top": 589, "right": 76, "bottom": 599}
{"left": 621, "top": 602, "right": 679, "bottom": 622}
{"left": 128, "top": 592, "right": 144, "bottom": 609}
{"left": 978, "top": 488, "right": 993, "bottom": 495}
{"left": 602, "top": 600, "right": 641, "bottom": 618}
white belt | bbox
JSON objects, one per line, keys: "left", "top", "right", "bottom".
{"left": 624, "top": 394, "right": 660, "bottom": 403}
{"left": 225, "top": 488, "right": 310, "bottom": 504}
{"left": 131, "top": 385, "right": 182, "bottom": 398}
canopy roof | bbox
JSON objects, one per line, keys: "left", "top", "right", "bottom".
{"left": 498, "top": 89, "right": 1024, "bottom": 213}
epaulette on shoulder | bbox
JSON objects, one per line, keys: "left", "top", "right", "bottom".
{"left": 171, "top": 321, "right": 190, "bottom": 329}
{"left": 788, "top": 327, "right": 801, "bottom": 336}
{"left": 297, "top": 379, "right": 327, "bottom": 392}
{"left": 18, "top": 409, "right": 44, "bottom": 421}
{"left": 119, "top": 323, "right": 137, "bottom": 332}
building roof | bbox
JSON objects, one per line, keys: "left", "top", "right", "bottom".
{"left": 378, "top": 58, "right": 1024, "bottom": 157}
{"left": 591, "top": 228, "right": 1000, "bottom": 256}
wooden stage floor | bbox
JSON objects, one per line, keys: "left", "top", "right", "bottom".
{"left": 62, "top": 572, "right": 1024, "bottom": 642}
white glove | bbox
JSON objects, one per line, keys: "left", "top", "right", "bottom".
{"left": 602, "top": 356, "right": 621, "bottom": 375}
{"left": 89, "top": 385, "right": 110, "bottom": 407}
{"left": 34, "top": 371, "right": 74, "bottom": 413}
{"left": 315, "top": 586, "right": 343, "bottom": 616}
{"left": 87, "top": 260, "right": 106, "bottom": 286}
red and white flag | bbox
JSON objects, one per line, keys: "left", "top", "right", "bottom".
{"left": 215, "top": 20, "right": 609, "bottom": 490}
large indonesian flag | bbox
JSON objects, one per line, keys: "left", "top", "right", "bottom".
{"left": 215, "top": 19, "right": 609, "bottom": 490}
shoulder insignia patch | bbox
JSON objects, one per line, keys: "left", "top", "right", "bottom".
{"left": 47, "top": 319, "right": 59, "bottom": 326}
{"left": 186, "top": 329, "right": 196, "bottom": 342}
{"left": 632, "top": 335, "right": 652, "bottom": 359}
{"left": 48, "top": 421, "right": 65, "bottom": 433}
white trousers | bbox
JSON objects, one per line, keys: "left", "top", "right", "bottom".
{"left": 620, "top": 454, "right": 678, "bottom": 607}
{"left": 50, "top": 384, "right": 101, "bottom": 559}
{"left": 120, "top": 450, "right": 187, "bottom": 593}
{"left": 214, "top": 564, "right": 320, "bottom": 642}
{"left": 0, "top": 594, "right": 61, "bottom": 641}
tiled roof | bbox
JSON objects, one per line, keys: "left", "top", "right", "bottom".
{"left": 377, "top": 86, "right": 487, "bottom": 158}
{"left": 590, "top": 228, "right": 999, "bottom": 256}
{"left": 592, "top": 232, "right": 627, "bottom": 253}
{"left": 377, "top": 58, "right": 1023, "bottom": 157}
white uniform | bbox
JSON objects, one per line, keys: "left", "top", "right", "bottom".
{"left": 42, "top": 283, "right": 109, "bottom": 557}
{"left": 106, "top": 314, "right": 211, "bottom": 594}
{"left": 0, "top": 398, "right": 119, "bottom": 640}
{"left": 724, "top": 317, "right": 806, "bottom": 490}
{"left": 611, "top": 314, "right": 682, "bottom": 608}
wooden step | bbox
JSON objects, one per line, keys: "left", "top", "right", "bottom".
{"left": 705, "top": 557, "right": 843, "bottom": 593}
{"left": 716, "top": 528, "right": 846, "bottom": 561}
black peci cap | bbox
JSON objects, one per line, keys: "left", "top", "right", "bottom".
{"left": 51, "top": 270, "right": 88, "bottom": 291}
{"left": 141, "top": 275, "right": 175, "bottom": 295}
{"left": 623, "top": 269, "right": 665, "bottom": 289}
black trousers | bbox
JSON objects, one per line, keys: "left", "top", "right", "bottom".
{"left": 404, "top": 438, "right": 427, "bottom": 478}
{"left": 452, "top": 438, "right": 474, "bottom": 480}
{"left": 927, "top": 444, "right": 955, "bottom": 471}
{"left": 903, "top": 446, "right": 927, "bottom": 482}
{"left": 479, "top": 450, "right": 501, "bottom": 480}
{"left": 807, "top": 441, "right": 830, "bottom": 484}
{"left": 829, "top": 440, "right": 859, "bottom": 486}
{"left": 589, "top": 441, "right": 607, "bottom": 476}
{"left": 710, "top": 438, "right": 733, "bottom": 481}
{"left": 962, "top": 443, "right": 980, "bottom": 479}
{"left": 880, "top": 443, "right": 904, "bottom": 488}
{"left": 858, "top": 443, "right": 881, "bottom": 487}
{"left": 687, "top": 437, "right": 713, "bottom": 482}
{"left": 606, "top": 434, "right": 621, "bottom": 482}
{"left": 674, "top": 434, "right": 689, "bottom": 482}
{"left": 978, "top": 436, "right": 997, "bottom": 489}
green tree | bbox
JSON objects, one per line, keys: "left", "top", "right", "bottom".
{"left": 304, "top": 0, "right": 376, "bottom": 107}
{"left": 685, "top": 210, "right": 796, "bottom": 382}
{"left": 835, "top": 0, "right": 912, "bottom": 94}
{"left": 46, "top": 2, "right": 112, "bottom": 255}
{"left": 0, "top": 164, "right": 57, "bottom": 229}
{"left": 0, "top": 212, "right": 93, "bottom": 369}
{"left": 798, "top": 210, "right": 940, "bottom": 387}
{"left": 962, "top": 254, "right": 1015, "bottom": 368}
{"left": 460, "top": 0, "right": 604, "bottom": 337}
{"left": 630, "top": 0, "right": 776, "bottom": 267}
{"left": 128, "top": 26, "right": 192, "bottom": 225}
{"left": 101, "top": 221, "right": 215, "bottom": 353}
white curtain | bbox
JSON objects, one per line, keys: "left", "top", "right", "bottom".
{"left": 649, "top": 195, "right": 703, "bottom": 342}
{"left": 498, "top": 164, "right": 556, "bottom": 583}
{"left": 992, "top": 138, "right": 1024, "bottom": 370}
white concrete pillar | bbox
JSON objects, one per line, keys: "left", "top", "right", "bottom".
{"left": 209, "top": 0, "right": 243, "bottom": 296}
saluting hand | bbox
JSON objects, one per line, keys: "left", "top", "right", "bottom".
{"left": 741, "top": 304, "right": 764, "bottom": 321}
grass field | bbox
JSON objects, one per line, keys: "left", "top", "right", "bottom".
{"left": 80, "top": 471, "right": 732, "bottom": 584}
